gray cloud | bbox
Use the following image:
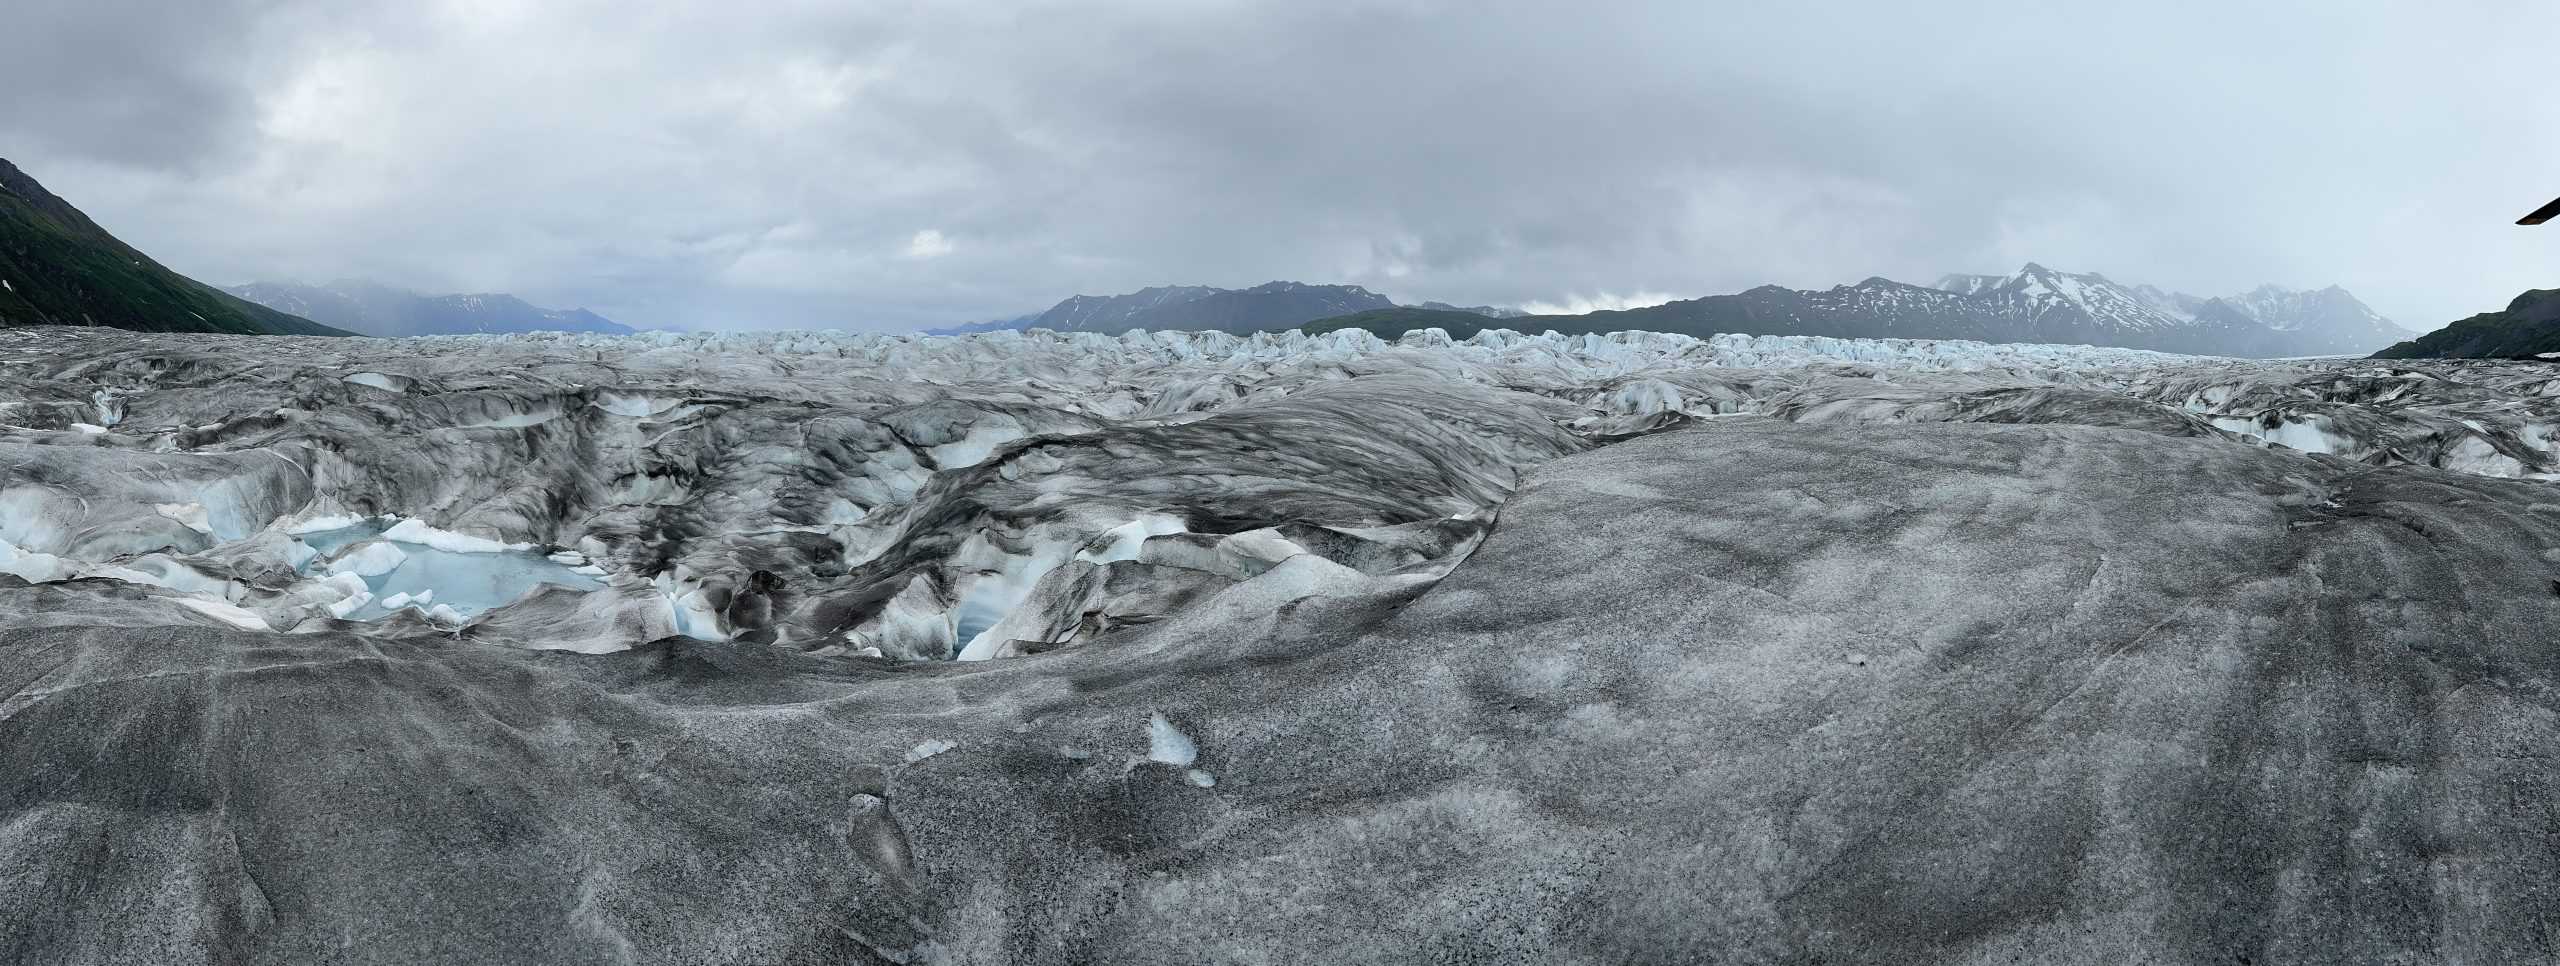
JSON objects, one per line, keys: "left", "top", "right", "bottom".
{"left": 0, "top": 0, "right": 290, "bottom": 169}
{"left": 6, "top": 0, "right": 2558, "bottom": 331}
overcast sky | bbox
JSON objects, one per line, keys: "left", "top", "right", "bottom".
{"left": 7, "top": 0, "right": 2558, "bottom": 331}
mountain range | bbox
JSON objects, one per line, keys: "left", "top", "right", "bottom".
{"left": 0, "top": 155, "right": 2462, "bottom": 359}
{"left": 934, "top": 265, "right": 2406, "bottom": 358}
{"left": 1300, "top": 264, "right": 2407, "bottom": 357}
{"left": 0, "top": 158, "right": 342, "bottom": 335}
{"left": 1572, "top": 264, "right": 2407, "bottom": 356}
{"left": 225, "top": 280, "right": 635, "bottom": 337}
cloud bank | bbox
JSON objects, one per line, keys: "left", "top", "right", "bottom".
{"left": 7, "top": 0, "right": 2557, "bottom": 331}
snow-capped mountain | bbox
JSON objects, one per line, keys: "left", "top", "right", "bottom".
{"left": 1938, "top": 266, "right": 2406, "bottom": 356}
{"left": 1302, "top": 267, "right": 2396, "bottom": 358}
{"left": 2186, "top": 284, "right": 2407, "bottom": 355}
{"left": 946, "top": 265, "right": 2402, "bottom": 358}
{"left": 1314, "top": 264, "right": 2408, "bottom": 357}
{"left": 1538, "top": 265, "right": 2249, "bottom": 350}
{"left": 1955, "top": 263, "right": 2199, "bottom": 336}
{"left": 1567, "top": 277, "right": 2010, "bottom": 343}
{"left": 1929, "top": 272, "right": 2401, "bottom": 352}
{"left": 226, "top": 280, "right": 634, "bottom": 337}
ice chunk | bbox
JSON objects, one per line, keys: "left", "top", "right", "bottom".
{"left": 597, "top": 392, "right": 680, "bottom": 417}
{"left": 326, "top": 591, "right": 375, "bottom": 619}
{"left": 153, "top": 502, "right": 215, "bottom": 535}
{"left": 319, "top": 571, "right": 370, "bottom": 600}
{"left": 288, "top": 514, "right": 375, "bottom": 536}
{"left": 1603, "top": 378, "right": 1686, "bottom": 416}
{"left": 0, "top": 536, "right": 73, "bottom": 584}
{"left": 343, "top": 372, "right": 410, "bottom": 393}
{"left": 904, "top": 738, "right": 956, "bottom": 764}
{"left": 1076, "top": 515, "right": 1188, "bottom": 565}
{"left": 652, "top": 568, "right": 729, "bottom": 641}
{"left": 2209, "top": 413, "right": 2353, "bottom": 456}
{"left": 376, "top": 588, "right": 439, "bottom": 611}
{"left": 1147, "top": 713, "right": 1198, "bottom": 767}
{"left": 381, "top": 518, "right": 531, "bottom": 553}
{"left": 326, "top": 541, "right": 408, "bottom": 577}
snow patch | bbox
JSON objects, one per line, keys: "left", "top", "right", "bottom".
{"left": 597, "top": 392, "right": 682, "bottom": 417}
{"left": 153, "top": 502, "right": 215, "bottom": 535}
{"left": 1077, "top": 515, "right": 1189, "bottom": 565}
{"left": 1147, "top": 713, "right": 1198, "bottom": 767}
{"left": 178, "top": 597, "right": 271, "bottom": 631}
{"left": 288, "top": 514, "right": 375, "bottom": 535}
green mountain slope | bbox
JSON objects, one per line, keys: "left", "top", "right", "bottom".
{"left": 0, "top": 158, "right": 345, "bottom": 335}
{"left": 2371, "top": 289, "right": 2560, "bottom": 359}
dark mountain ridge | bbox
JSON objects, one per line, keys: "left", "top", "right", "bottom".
{"left": 1030, "top": 281, "right": 1395, "bottom": 335}
{"left": 2372, "top": 289, "right": 2560, "bottom": 359}
{"left": 0, "top": 158, "right": 344, "bottom": 336}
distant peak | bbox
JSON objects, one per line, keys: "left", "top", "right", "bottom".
{"left": 1245, "top": 280, "right": 1373, "bottom": 294}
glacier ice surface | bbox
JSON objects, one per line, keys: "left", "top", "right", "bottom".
{"left": 8, "top": 324, "right": 2560, "bottom": 960}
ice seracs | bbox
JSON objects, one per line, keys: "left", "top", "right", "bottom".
{"left": 9, "top": 321, "right": 2560, "bottom": 961}
{"left": 0, "top": 324, "right": 2554, "bottom": 663}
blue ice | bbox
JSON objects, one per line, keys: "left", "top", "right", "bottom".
{"left": 295, "top": 519, "right": 603, "bottom": 621}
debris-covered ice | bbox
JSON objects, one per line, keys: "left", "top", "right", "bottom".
{"left": 6, "top": 323, "right": 2560, "bottom": 961}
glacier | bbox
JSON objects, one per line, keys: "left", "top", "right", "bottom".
{"left": 4, "top": 322, "right": 2560, "bottom": 963}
